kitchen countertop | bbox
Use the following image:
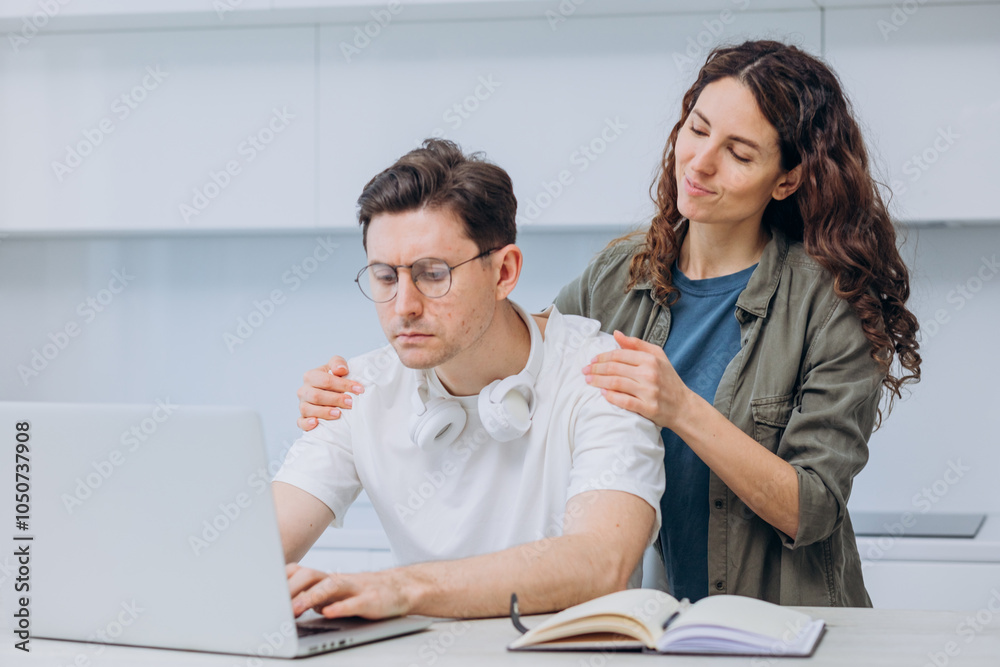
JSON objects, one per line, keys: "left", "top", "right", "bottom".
{"left": 855, "top": 513, "right": 1000, "bottom": 563}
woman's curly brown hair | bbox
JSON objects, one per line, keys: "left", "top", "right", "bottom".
{"left": 624, "top": 40, "right": 921, "bottom": 422}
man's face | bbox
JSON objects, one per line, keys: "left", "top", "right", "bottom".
{"left": 365, "top": 207, "right": 497, "bottom": 370}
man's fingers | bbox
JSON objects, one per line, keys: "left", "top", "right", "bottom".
{"left": 287, "top": 566, "right": 331, "bottom": 600}
{"left": 320, "top": 597, "right": 367, "bottom": 619}
{"left": 293, "top": 577, "right": 354, "bottom": 617}
{"left": 288, "top": 570, "right": 363, "bottom": 614}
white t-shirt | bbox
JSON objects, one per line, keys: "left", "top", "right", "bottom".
{"left": 274, "top": 303, "right": 665, "bottom": 567}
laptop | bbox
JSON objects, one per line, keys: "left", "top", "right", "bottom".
{"left": 0, "top": 401, "right": 431, "bottom": 658}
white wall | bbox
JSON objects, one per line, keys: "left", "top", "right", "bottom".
{"left": 0, "top": 226, "right": 619, "bottom": 473}
{"left": 3, "top": 223, "right": 1000, "bottom": 517}
{"left": 852, "top": 225, "right": 1000, "bottom": 515}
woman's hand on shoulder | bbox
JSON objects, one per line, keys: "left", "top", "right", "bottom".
{"left": 582, "top": 331, "right": 690, "bottom": 430}
{"left": 297, "top": 356, "right": 363, "bottom": 431}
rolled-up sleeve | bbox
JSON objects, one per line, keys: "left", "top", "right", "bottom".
{"left": 777, "top": 297, "right": 883, "bottom": 549}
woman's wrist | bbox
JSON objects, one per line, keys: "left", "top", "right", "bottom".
{"left": 662, "top": 386, "right": 705, "bottom": 434}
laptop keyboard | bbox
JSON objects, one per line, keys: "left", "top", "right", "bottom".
{"left": 296, "top": 618, "right": 348, "bottom": 637}
{"left": 297, "top": 623, "right": 343, "bottom": 637}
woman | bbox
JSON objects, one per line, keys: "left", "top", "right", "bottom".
{"left": 295, "top": 40, "right": 921, "bottom": 606}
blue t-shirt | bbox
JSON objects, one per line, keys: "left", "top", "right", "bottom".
{"left": 658, "top": 262, "right": 755, "bottom": 602}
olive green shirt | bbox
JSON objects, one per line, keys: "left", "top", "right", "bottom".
{"left": 553, "top": 227, "right": 878, "bottom": 607}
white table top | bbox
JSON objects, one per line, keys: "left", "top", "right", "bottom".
{"left": 3, "top": 606, "right": 1000, "bottom": 666}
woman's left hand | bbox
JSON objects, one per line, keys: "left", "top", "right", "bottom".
{"left": 582, "top": 331, "right": 691, "bottom": 429}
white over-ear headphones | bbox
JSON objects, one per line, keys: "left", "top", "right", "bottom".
{"left": 409, "top": 375, "right": 468, "bottom": 450}
{"left": 408, "top": 302, "right": 545, "bottom": 450}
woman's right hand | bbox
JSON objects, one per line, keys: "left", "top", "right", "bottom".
{"left": 296, "top": 356, "right": 363, "bottom": 431}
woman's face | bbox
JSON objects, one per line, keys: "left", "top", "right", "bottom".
{"left": 674, "top": 76, "right": 797, "bottom": 229}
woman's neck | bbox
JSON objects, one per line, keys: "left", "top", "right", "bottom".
{"left": 677, "top": 218, "right": 770, "bottom": 280}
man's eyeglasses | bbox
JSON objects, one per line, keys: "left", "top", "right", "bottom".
{"left": 355, "top": 248, "right": 499, "bottom": 303}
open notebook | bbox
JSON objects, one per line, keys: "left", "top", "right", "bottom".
{"left": 509, "top": 589, "right": 825, "bottom": 656}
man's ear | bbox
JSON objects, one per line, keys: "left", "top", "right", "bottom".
{"left": 772, "top": 164, "right": 803, "bottom": 201}
{"left": 494, "top": 244, "right": 522, "bottom": 301}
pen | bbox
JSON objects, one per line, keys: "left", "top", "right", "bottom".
{"left": 663, "top": 598, "right": 691, "bottom": 630}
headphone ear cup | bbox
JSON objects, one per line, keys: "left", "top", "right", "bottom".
{"left": 409, "top": 396, "right": 467, "bottom": 450}
{"left": 478, "top": 378, "right": 535, "bottom": 442}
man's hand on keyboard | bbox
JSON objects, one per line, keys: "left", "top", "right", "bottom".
{"left": 286, "top": 563, "right": 420, "bottom": 620}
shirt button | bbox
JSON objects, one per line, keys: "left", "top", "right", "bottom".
{"left": 716, "top": 581, "right": 725, "bottom": 591}
{"left": 714, "top": 499, "right": 724, "bottom": 510}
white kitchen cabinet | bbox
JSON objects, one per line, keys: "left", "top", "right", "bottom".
{"left": 0, "top": 1, "right": 819, "bottom": 33}
{"left": 3, "top": 1, "right": 995, "bottom": 233}
{"left": 862, "top": 561, "right": 1000, "bottom": 610}
{"left": 0, "top": 26, "right": 317, "bottom": 232}
{"left": 318, "top": 10, "right": 821, "bottom": 229}
{"left": 825, "top": 4, "right": 1000, "bottom": 224}
{"left": 858, "top": 514, "right": 1000, "bottom": 610}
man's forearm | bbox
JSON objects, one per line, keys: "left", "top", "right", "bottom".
{"left": 393, "top": 532, "right": 635, "bottom": 618}
{"left": 273, "top": 481, "right": 335, "bottom": 563}
{"left": 288, "top": 490, "right": 656, "bottom": 620}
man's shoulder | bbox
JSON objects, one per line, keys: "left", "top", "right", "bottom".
{"left": 542, "top": 306, "right": 618, "bottom": 362}
{"left": 538, "top": 307, "right": 624, "bottom": 405}
{"left": 345, "top": 344, "right": 408, "bottom": 391}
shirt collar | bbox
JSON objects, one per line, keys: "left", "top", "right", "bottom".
{"left": 627, "top": 218, "right": 790, "bottom": 321}
{"left": 735, "top": 226, "right": 788, "bottom": 320}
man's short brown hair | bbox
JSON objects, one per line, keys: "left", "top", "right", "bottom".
{"left": 357, "top": 139, "right": 517, "bottom": 253}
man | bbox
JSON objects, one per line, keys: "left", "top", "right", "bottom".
{"left": 273, "top": 139, "right": 664, "bottom": 621}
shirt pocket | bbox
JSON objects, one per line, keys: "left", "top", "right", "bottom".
{"left": 750, "top": 393, "right": 794, "bottom": 451}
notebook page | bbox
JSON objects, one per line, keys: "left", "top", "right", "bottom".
{"left": 666, "top": 595, "right": 815, "bottom": 641}
{"left": 512, "top": 589, "right": 679, "bottom": 647}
